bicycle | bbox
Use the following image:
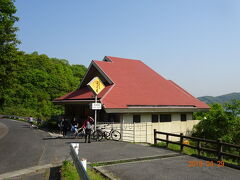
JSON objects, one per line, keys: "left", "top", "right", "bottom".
{"left": 91, "top": 128, "right": 103, "bottom": 141}
{"left": 95, "top": 124, "right": 121, "bottom": 141}
{"left": 75, "top": 128, "right": 85, "bottom": 139}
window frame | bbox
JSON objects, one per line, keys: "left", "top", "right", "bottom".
{"left": 133, "top": 115, "right": 141, "bottom": 123}
{"left": 181, "top": 114, "right": 187, "bottom": 121}
{"left": 160, "top": 114, "right": 171, "bottom": 122}
{"left": 152, "top": 114, "right": 158, "bottom": 123}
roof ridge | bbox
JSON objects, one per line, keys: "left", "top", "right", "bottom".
{"left": 106, "top": 56, "right": 141, "bottom": 62}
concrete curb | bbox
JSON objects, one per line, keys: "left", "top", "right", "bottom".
{"left": 0, "top": 164, "right": 51, "bottom": 180}
{"left": 91, "top": 153, "right": 182, "bottom": 166}
{"left": 93, "top": 166, "right": 119, "bottom": 180}
{"left": 0, "top": 162, "right": 63, "bottom": 180}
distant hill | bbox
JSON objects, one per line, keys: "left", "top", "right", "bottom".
{"left": 198, "top": 92, "right": 240, "bottom": 104}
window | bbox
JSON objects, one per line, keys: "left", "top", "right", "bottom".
{"left": 133, "top": 115, "right": 141, "bottom": 123}
{"left": 152, "top": 114, "right": 158, "bottom": 123}
{"left": 181, "top": 114, "right": 187, "bottom": 121}
{"left": 108, "top": 113, "right": 120, "bottom": 123}
{"left": 160, "top": 114, "right": 171, "bottom": 122}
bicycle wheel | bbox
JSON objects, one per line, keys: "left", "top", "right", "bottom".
{"left": 91, "top": 129, "right": 103, "bottom": 141}
{"left": 111, "top": 130, "right": 121, "bottom": 141}
{"left": 77, "top": 130, "right": 85, "bottom": 139}
{"left": 104, "top": 131, "right": 111, "bottom": 140}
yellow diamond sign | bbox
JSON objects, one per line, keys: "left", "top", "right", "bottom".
{"left": 87, "top": 77, "right": 105, "bottom": 95}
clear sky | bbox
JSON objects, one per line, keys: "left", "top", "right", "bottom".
{"left": 15, "top": 0, "right": 240, "bottom": 97}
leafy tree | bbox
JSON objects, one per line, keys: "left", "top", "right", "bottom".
{"left": 1, "top": 51, "right": 87, "bottom": 119}
{"left": 193, "top": 100, "right": 240, "bottom": 144}
{"left": 0, "top": 1, "right": 88, "bottom": 120}
{"left": 0, "top": 0, "right": 20, "bottom": 109}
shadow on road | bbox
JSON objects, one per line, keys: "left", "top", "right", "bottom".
{"left": 42, "top": 136, "right": 85, "bottom": 140}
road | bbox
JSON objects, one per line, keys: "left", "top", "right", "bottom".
{"left": 1, "top": 118, "right": 239, "bottom": 180}
{"left": 0, "top": 118, "right": 69, "bottom": 175}
{"left": 101, "top": 155, "right": 240, "bottom": 180}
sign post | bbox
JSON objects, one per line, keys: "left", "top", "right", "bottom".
{"left": 94, "top": 95, "right": 97, "bottom": 131}
{"left": 87, "top": 77, "right": 105, "bottom": 130}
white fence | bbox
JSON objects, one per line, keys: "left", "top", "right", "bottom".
{"left": 97, "top": 120, "right": 199, "bottom": 144}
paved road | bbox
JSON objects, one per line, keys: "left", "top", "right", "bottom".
{"left": 1, "top": 118, "right": 239, "bottom": 180}
{"left": 101, "top": 155, "right": 240, "bottom": 180}
{"left": 0, "top": 118, "right": 70, "bottom": 175}
{"left": 74, "top": 141, "right": 178, "bottom": 163}
{"left": 0, "top": 119, "right": 47, "bottom": 174}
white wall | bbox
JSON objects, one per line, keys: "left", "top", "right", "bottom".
{"left": 120, "top": 113, "right": 199, "bottom": 143}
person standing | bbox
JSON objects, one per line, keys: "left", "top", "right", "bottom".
{"left": 29, "top": 116, "right": 34, "bottom": 128}
{"left": 62, "top": 118, "right": 68, "bottom": 137}
{"left": 71, "top": 118, "right": 79, "bottom": 137}
{"left": 82, "top": 116, "right": 94, "bottom": 143}
{"left": 58, "top": 118, "right": 64, "bottom": 135}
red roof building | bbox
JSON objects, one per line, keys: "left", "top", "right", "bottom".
{"left": 54, "top": 56, "right": 209, "bottom": 114}
{"left": 54, "top": 56, "right": 209, "bottom": 142}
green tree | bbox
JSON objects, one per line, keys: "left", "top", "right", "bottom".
{"left": 0, "top": 0, "right": 20, "bottom": 109}
{"left": 1, "top": 51, "right": 87, "bottom": 119}
{"left": 0, "top": 1, "right": 88, "bottom": 119}
{"left": 193, "top": 100, "right": 240, "bottom": 144}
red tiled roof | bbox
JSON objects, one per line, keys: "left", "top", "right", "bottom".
{"left": 94, "top": 56, "right": 209, "bottom": 109}
{"left": 54, "top": 56, "right": 209, "bottom": 109}
{"left": 54, "top": 85, "right": 113, "bottom": 101}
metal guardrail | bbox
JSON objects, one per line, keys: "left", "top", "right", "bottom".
{"left": 0, "top": 115, "right": 29, "bottom": 120}
{"left": 70, "top": 143, "right": 90, "bottom": 180}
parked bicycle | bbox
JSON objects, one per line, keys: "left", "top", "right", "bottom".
{"left": 93, "top": 124, "right": 121, "bottom": 141}
{"left": 91, "top": 128, "right": 103, "bottom": 141}
{"left": 75, "top": 127, "right": 86, "bottom": 139}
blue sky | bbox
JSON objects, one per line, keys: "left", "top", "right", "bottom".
{"left": 15, "top": 0, "right": 240, "bottom": 97}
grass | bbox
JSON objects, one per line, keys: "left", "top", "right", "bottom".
{"left": 61, "top": 160, "right": 108, "bottom": 180}
{"left": 154, "top": 141, "right": 240, "bottom": 166}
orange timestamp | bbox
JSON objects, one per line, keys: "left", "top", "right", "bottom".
{"left": 187, "top": 160, "right": 224, "bottom": 167}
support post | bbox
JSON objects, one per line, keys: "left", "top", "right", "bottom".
{"left": 81, "top": 159, "right": 87, "bottom": 171}
{"left": 166, "top": 134, "right": 169, "bottom": 148}
{"left": 217, "top": 139, "right": 223, "bottom": 161}
{"left": 72, "top": 143, "right": 79, "bottom": 155}
{"left": 238, "top": 147, "right": 240, "bottom": 165}
{"left": 197, "top": 140, "right": 201, "bottom": 156}
{"left": 94, "top": 95, "right": 97, "bottom": 131}
{"left": 120, "top": 115, "right": 123, "bottom": 141}
{"left": 154, "top": 129, "right": 157, "bottom": 145}
{"left": 146, "top": 122, "right": 148, "bottom": 143}
{"left": 180, "top": 133, "right": 183, "bottom": 153}
{"left": 133, "top": 122, "right": 135, "bottom": 143}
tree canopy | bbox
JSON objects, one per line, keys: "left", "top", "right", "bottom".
{"left": 193, "top": 100, "right": 240, "bottom": 144}
{"left": 0, "top": 0, "right": 21, "bottom": 109}
{"left": 0, "top": 0, "right": 88, "bottom": 119}
{"left": 1, "top": 51, "right": 87, "bottom": 119}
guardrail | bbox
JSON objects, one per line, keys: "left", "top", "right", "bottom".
{"left": 154, "top": 129, "right": 240, "bottom": 163}
{"left": 70, "top": 143, "right": 90, "bottom": 180}
{"left": 0, "top": 115, "right": 29, "bottom": 120}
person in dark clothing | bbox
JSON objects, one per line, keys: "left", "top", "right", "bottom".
{"left": 71, "top": 118, "right": 79, "bottom": 137}
{"left": 58, "top": 118, "right": 63, "bottom": 135}
{"left": 62, "top": 118, "right": 68, "bottom": 137}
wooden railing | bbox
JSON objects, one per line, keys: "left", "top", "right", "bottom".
{"left": 154, "top": 129, "right": 240, "bottom": 163}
